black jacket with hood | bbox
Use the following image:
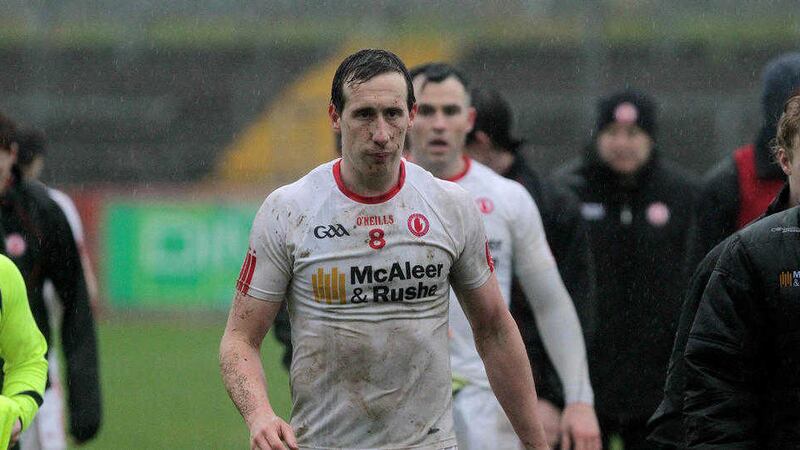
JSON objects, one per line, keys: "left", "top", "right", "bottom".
{"left": 556, "top": 139, "right": 698, "bottom": 422}
{"left": 683, "top": 199, "right": 800, "bottom": 449}
{"left": 647, "top": 183, "right": 790, "bottom": 448}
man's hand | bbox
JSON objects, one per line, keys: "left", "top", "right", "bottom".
{"left": 9, "top": 419, "right": 21, "bottom": 448}
{"left": 248, "top": 414, "right": 298, "bottom": 450}
{"left": 536, "top": 399, "right": 561, "bottom": 447}
{"left": 559, "top": 402, "right": 601, "bottom": 450}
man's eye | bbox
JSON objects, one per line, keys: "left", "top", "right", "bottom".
{"left": 418, "top": 105, "right": 434, "bottom": 116}
{"left": 443, "top": 106, "right": 461, "bottom": 116}
{"left": 386, "top": 109, "right": 402, "bottom": 119}
{"left": 355, "top": 110, "right": 372, "bottom": 118}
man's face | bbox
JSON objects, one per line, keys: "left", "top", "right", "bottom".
{"left": 409, "top": 76, "right": 475, "bottom": 173}
{"left": 596, "top": 123, "right": 653, "bottom": 175}
{"left": 0, "top": 144, "right": 17, "bottom": 193}
{"left": 329, "top": 72, "right": 415, "bottom": 180}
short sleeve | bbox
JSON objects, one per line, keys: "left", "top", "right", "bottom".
{"left": 449, "top": 188, "right": 493, "bottom": 292}
{"left": 236, "top": 191, "right": 293, "bottom": 301}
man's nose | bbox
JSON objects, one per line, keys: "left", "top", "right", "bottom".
{"left": 373, "top": 117, "right": 390, "bottom": 145}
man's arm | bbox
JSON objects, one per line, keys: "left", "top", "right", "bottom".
{"left": 683, "top": 238, "right": 762, "bottom": 449}
{"left": 219, "top": 292, "right": 297, "bottom": 450}
{"left": 509, "top": 183, "right": 600, "bottom": 449}
{"left": 42, "top": 194, "right": 101, "bottom": 443}
{"left": 0, "top": 256, "right": 47, "bottom": 448}
{"left": 454, "top": 274, "right": 549, "bottom": 450}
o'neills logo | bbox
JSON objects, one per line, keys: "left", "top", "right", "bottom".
{"left": 356, "top": 215, "right": 394, "bottom": 227}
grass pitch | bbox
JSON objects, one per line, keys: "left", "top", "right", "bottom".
{"left": 71, "top": 315, "right": 291, "bottom": 449}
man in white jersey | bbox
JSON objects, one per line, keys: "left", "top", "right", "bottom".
{"left": 408, "top": 63, "right": 601, "bottom": 450}
{"left": 219, "top": 49, "right": 550, "bottom": 450}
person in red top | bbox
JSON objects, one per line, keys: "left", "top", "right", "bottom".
{"left": 689, "top": 52, "right": 799, "bottom": 265}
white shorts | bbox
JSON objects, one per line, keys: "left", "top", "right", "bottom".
{"left": 452, "top": 385, "right": 521, "bottom": 450}
{"left": 20, "top": 346, "right": 67, "bottom": 450}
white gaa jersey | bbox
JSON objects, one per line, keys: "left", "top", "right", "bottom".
{"left": 448, "top": 158, "right": 556, "bottom": 388}
{"left": 238, "top": 159, "right": 493, "bottom": 450}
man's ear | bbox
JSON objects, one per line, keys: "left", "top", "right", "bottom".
{"left": 474, "top": 130, "right": 492, "bottom": 146}
{"left": 408, "top": 103, "right": 418, "bottom": 127}
{"left": 778, "top": 147, "right": 793, "bottom": 176}
{"left": 466, "top": 106, "right": 477, "bottom": 133}
{"left": 329, "top": 103, "right": 341, "bottom": 133}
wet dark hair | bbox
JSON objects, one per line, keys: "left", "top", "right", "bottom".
{"left": 774, "top": 89, "right": 800, "bottom": 161}
{"left": 16, "top": 127, "right": 46, "bottom": 169}
{"left": 0, "top": 112, "right": 17, "bottom": 151}
{"left": 466, "top": 87, "right": 524, "bottom": 153}
{"left": 409, "top": 62, "right": 470, "bottom": 94}
{"left": 330, "top": 49, "right": 415, "bottom": 114}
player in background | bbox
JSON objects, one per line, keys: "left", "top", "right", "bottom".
{"left": 14, "top": 127, "right": 102, "bottom": 450}
{"left": 0, "top": 254, "right": 48, "bottom": 450}
{"left": 219, "top": 49, "right": 550, "bottom": 450}
{"left": 407, "top": 63, "right": 600, "bottom": 450}
{"left": 465, "top": 86, "right": 597, "bottom": 446}
{"left": 0, "top": 114, "right": 100, "bottom": 449}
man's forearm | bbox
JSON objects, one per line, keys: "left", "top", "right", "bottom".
{"left": 476, "top": 307, "right": 548, "bottom": 449}
{"left": 521, "top": 266, "right": 593, "bottom": 405}
{"left": 219, "top": 334, "right": 274, "bottom": 426}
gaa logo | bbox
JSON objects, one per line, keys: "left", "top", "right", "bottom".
{"left": 313, "top": 224, "right": 350, "bottom": 239}
{"left": 407, "top": 213, "right": 430, "bottom": 237}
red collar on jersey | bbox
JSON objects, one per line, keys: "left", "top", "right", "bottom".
{"left": 333, "top": 159, "right": 406, "bottom": 204}
{"left": 445, "top": 155, "right": 471, "bottom": 182}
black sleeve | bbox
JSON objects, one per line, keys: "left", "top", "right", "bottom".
{"left": 43, "top": 198, "right": 101, "bottom": 443}
{"left": 647, "top": 242, "right": 725, "bottom": 446}
{"left": 272, "top": 304, "right": 292, "bottom": 371}
{"left": 683, "top": 237, "right": 763, "bottom": 449}
{"left": 689, "top": 160, "right": 739, "bottom": 269}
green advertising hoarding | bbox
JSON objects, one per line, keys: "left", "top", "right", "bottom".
{"left": 104, "top": 201, "right": 258, "bottom": 309}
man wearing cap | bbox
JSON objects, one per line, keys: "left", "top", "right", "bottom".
{"left": 555, "top": 90, "right": 698, "bottom": 449}
{"left": 466, "top": 86, "right": 597, "bottom": 446}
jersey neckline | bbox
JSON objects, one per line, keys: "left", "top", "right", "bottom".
{"left": 333, "top": 159, "right": 406, "bottom": 204}
{"left": 445, "top": 155, "right": 472, "bottom": 182}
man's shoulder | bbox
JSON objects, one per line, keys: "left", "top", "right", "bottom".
{"left": 264, "top": 160, "right": 336, "bottom": 205}
{"left": 405, "top": 160, "right": 472, "bottom": 202}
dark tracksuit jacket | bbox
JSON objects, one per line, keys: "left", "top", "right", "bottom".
{"left": 647, "top": 183, "right": 790, "bottom": 448}
{"left": 555, "top": 149, "right": 698, "bottom": 423}
{"left": 0, "top": 177, "right": 101, "bottom": 442}
{"left": 684, "top": 202, "right": 800, "bottom": 449}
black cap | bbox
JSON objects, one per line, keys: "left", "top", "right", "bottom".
{"left": 596, "top": 90, "right": 657, "bottom": 140}
{"left": 468, "top": 87, "right": 524, "bottom": 152}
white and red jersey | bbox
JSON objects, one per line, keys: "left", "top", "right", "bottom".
{"left": 448, "top": 158, "right": 555, "bottom": 386}
{"left": 238, "top": 159, "right": 493, "bottom": 450}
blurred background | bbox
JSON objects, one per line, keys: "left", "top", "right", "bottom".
{"left": 2, "top": 0, "right": 799, "bottom": 448}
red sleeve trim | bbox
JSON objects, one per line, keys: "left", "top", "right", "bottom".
{"left": 236, "top": 248, "right": 257, "bottom": 295}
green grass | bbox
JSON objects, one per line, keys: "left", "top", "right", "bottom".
{"left": 67, "top": 316, "right": 626, "bottom": 449}
{"left": 70, "top": 316, "right": 291, "bottom": 449}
